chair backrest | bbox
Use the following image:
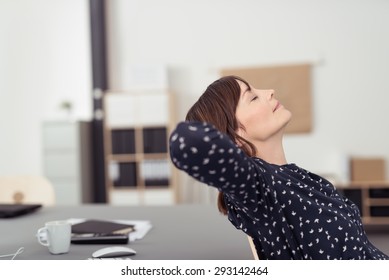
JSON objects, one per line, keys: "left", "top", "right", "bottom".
{"left": 0, "top": 175, "right": 55, "bottom": 206}
{"left": 247, "top": 235, "right": 259, "bottom": 260}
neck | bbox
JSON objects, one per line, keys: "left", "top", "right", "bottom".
{"left": 253, "top": 135, "right": 288, "bottom": 166}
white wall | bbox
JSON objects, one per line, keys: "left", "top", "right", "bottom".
{"left": 0, "top": 0, "right": 92, "bottom": 175}
{"left": 106, "top": 0, "right": 389, "bottom": 185}
{"left": 1, "top": 0, "right": 389, "bottom": 195}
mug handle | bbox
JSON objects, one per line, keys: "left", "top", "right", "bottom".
{"left": 37, "top": 227, "right": 49, "bottom": 247}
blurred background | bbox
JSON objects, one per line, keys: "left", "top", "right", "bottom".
{"left": 1, "top": 0, "right": 389, "bottom": 207}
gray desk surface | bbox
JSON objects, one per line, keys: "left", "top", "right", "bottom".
{"left": 0, "top": 204, "right": 253, "bottom": 260}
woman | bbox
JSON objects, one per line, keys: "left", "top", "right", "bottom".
{"left": 169, "top": 75, "right": 389, "bottom": 260}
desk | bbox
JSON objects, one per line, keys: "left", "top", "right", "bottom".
{"left": 0, "top": 204, "right": 253, "bottom": 260}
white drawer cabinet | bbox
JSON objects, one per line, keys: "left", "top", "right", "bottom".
{"left": 42, "top": 121, "right": 93, "bottom": 205}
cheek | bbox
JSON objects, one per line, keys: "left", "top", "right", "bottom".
{"left": 238, "top": 109, "right": 272, "bottom": 137}
{"left": 243, "top": 107, "right": 270, "bottom": 126}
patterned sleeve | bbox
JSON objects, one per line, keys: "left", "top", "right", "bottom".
{"left": 169, "top": 121, "right": 265, "bottom": 202}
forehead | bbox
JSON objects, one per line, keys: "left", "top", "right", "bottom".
{"left": 236, "top": 79, "right": 248, "bottom": 88}
{"left": 235, "top": 79, "right": 251, "bottom": 95}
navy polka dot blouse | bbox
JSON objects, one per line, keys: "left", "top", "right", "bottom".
{"left": 169, "top": 121, "right": 389, "bottom": 260}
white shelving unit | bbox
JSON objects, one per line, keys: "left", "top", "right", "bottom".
{"left": 103, "top": 90, "right": 177, "bottom": 205}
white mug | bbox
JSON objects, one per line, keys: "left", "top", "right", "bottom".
{"left": 37, "top": 220, "right": 71, "bottom": 254}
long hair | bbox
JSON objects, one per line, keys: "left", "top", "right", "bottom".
{"left": 185, "top": 75, "right": 257, "bottom": 215}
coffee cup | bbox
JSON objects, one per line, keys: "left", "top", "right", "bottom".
{"left": 37, "top": 220, "right": 71, "bottom": 254}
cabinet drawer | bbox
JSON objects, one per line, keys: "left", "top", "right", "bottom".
{"left": 49, "top": 179, "right": 81, "bottom": 205}
{"left": 42, "top": 122, "right": 77, "bottom": 150}
{"left": 110, "top": 190, "right": 142, "bottom": 205}
{"left": 369, "top": 188, "right": 389, "bottom": 198}
{"left": 144, "top": 189, "right": 174, "bottom": 205}
{"left": 43, "top": 153, "right": 79, "bottom": 178}
{"left": 370, "top": 206, "right": 389, "bottom": 217}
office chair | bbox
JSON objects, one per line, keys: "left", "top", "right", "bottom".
{"left": 0, "top": 175, "right": 55, "bottom": 206}
{"left": 247, "top": 235, "right": 259, "bottom": 260}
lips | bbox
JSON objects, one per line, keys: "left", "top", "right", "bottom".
{"left": 273, "top": 101, "right": 281, "bottom": 112}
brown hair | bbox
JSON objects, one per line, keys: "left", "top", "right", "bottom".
{"left": 185, "top": 75, "right": 257, "bottom": 215}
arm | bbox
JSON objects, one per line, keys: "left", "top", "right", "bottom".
{"left": 169, "top": 121, "right": 265, "bottom": 200}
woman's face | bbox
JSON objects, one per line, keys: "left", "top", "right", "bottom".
{"left": 235, "top": 80, "right": 292, "bottom": 143}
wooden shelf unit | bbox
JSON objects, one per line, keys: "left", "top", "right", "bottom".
{"left": 103, "top": 90, "right": 177, "bottom": 205}
{"left": 337, "top": 182, "right": 389, "bottom": 225}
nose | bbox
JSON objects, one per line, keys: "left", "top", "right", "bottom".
{"left": 256, "top": 88, "right": 275, "bottom": 99}
{"left": 266, "top": 89, "right": 275, "bottom": 100}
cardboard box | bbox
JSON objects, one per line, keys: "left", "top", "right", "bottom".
{"left": 350, "top": 158, "right": 386, "bottom": 182}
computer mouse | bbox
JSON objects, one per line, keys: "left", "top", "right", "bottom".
{"left": 92, "top": 246, "right": 137, "bottom": 258}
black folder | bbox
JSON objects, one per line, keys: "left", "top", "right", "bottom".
{"left": 0, "top": 203, "right": 42, "bottom": 218}
{"left": 71, "top": 219, "right": 135, "bottom": 235}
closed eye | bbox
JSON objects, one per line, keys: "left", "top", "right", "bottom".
{"left": 251, "top": 95, "right": 258, "bottom": 102}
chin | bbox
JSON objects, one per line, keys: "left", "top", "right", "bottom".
{"left": 283, "top": 110, "right": 292, "bottom": 123}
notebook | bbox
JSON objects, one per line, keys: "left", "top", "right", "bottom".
{"left": 71, "top": 219, "right": 135, "bottom": 235}
{"left": 0, "top": 203, "right": 42, "bottom": 218}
